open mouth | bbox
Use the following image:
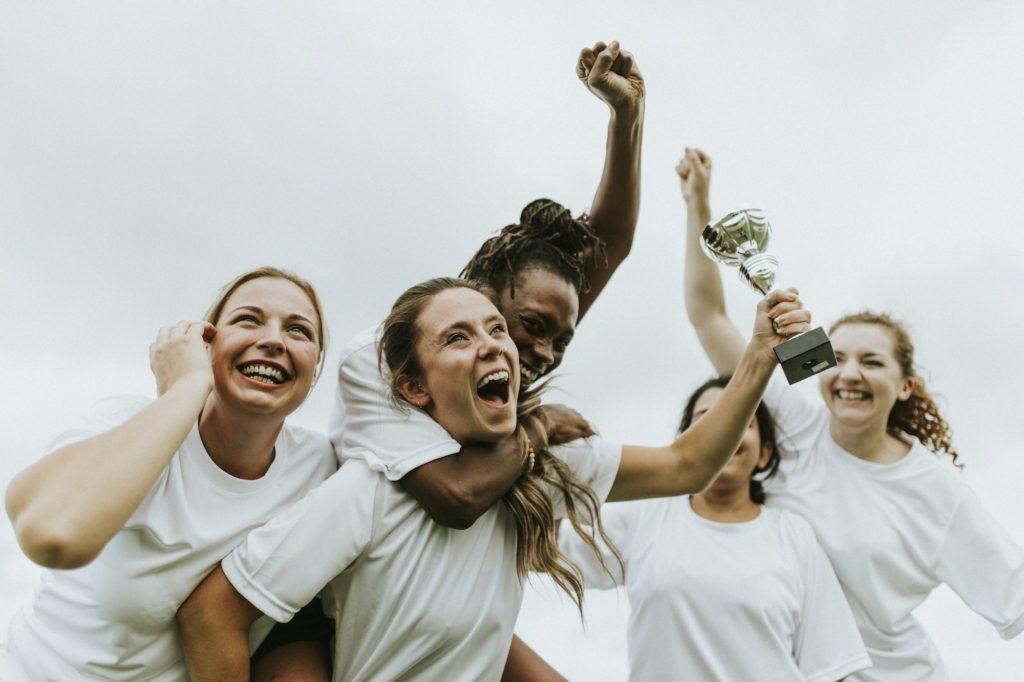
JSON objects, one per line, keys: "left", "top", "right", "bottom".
{"left": 834, "top": 388, "right": 870, "bottom": 402}
{"left": 237, "top": 360, "right": 291, "bottom": 386}
{"left": 520, "top": 365, "right": 540, "bottom": 386}
{"left": 476, "top": 369, "right": 511, "bottom": 408}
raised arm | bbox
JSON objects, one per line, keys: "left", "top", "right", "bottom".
{"left": 677, "top": 148, "right": 747, "bottom": 374}
{"left": 575, "top": 41, "right": 645, "bottom": 321}
{"left": 5, "top": 321, "right": 214, "bottom": 568}
{"left": 502, "top": 636, "right": 568, "bottom": 682}
{"left": 609, "top": 292, "right": 810, "bottom": 501}
{"left": 403, "top": 405, "right": 596, "bottom": 528}
{"left": 178, "top": 566, "right": 261, "bottom": 681}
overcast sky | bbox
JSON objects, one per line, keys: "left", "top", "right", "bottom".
{"left": 3, "top": 1, "right": 1023, "bottom": 678}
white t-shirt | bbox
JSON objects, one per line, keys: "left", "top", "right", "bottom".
{"left": 223, "top": 436, "right": 622, "bottom": 682}
{"left": 763, "top": 376, "right": 1024, "bottom": 681}
{"left": 2, "top": 396, "right": 336, "bottom": 681}
{"left": 559, "top": 497, "right": 870, "bottom": 681}
{"left": 328, "top": 324, "right": 460, "bottom": 478}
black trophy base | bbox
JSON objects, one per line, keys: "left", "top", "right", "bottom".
{"left": 773, "top": 326, "right": 837, "bottom": 384}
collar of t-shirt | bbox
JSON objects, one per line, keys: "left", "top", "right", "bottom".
{"left": 183, "top": 421, "right": 288, "bottom": 495}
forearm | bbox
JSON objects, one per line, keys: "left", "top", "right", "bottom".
{"left": 578, "top": 107, "right": 643, "bottom": 318}
{"left": 178, "top": 566, "right": 262, "bottom": 682}
{"left": 609, "top": 343, "right": 775, "bottom": 501}
{"left": 502, "top": 635, "right": 567, "bottom": 682}
{"left": 402, "top": 432, "right": 525, "bottom": 529}
{"left": 6, "top": 376, "right": 210, "bottom": 568}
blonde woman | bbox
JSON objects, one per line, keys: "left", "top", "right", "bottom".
{"left": 176, "top": 275, "right": 810, "bottom": 681}
{"left": 679, "top": 148, "right": 1024, "bottom": 679}
{"left": 3, "top": 268, "right": 336, "bottom": 680}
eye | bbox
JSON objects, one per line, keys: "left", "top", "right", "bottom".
{"left": 522, "top": 316, "right": 544, "bottom": 336}
{"left": 446, "top": 332, "right": 469, "bottom": 345}
{"left": 864, "top": 359, "right": 883, "bottom": 367}
{"left": 287, "top": 324, "right": 314, "bottom": 340}
{"left": 554, "top": 336, "right": 571, "bottom": 353}
{"left": 490, "top": 323, "right": 507, "bottom": 336}
{"left": 233, "top": 314, "right": 259, "bottom": 326}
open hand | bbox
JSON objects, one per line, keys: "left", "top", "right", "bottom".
{"left": 577, "top": 41, "right": 644, "bottom": 117}
{"left": 150, "top": 321, "right": 217, "bottom": 396}
{"left": 675, "top": 147, "right": 712, "bottom": 205}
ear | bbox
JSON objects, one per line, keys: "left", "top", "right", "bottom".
{"left": 395, "top": 374, "right": 431, "bottom": 408}
{"left": 897, "top": 376, "right": 916, "bottom": 402}
{"left": 756, "top": 443, "right": 774, "bottom": 471}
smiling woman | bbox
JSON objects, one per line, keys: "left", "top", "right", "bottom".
{"left": 2, "top": 267, "right": 337, "bottom": 680}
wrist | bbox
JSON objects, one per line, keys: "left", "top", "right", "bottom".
{"left": 742, "top": 339, "right": 779, "bottom": 373}
{"left": 687, "top": 200, "right": 711, "bottom": 222}
{"left": 609, "top": 104, "right": 644, "bottom": 131}
{"left": 168, "top": 372, "right": 215, "bottom": 399}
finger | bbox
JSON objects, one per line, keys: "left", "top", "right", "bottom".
{"left": 590, "top": 42, "right": 616, "bottom": 81}
{"left": 591, "top": 41, "right": 607, "bottom": 55}
{"left": 156, "top": 325, "right": 173, "bottom": 344}
{"left": 695, "top": 148, "right": 711, "bottom": 167}
{"left": 765, "top": 289, "right": 799, "bottom": 306}
{"left": 201, "top": 323, "right": 218, "bottom": 343}
{"left": 578, "top": 47, "right": 596, "bottom": 72}
{"left": 612, "top": 49, "right": 633, "bottom": 77}
{"left": 186, "top": 321, "right": 217, "bottom": 342}
{"left": 768, "top": 300, "right": 803, "bottom": 319}
{"left": 773, "top": 309, "right": 812, "bottom": 328}
{"left": 777, "top": 321, "right": 811, "bottom": 337}
{"left": 172, "top": 320, "right": 191, "bottom": 337}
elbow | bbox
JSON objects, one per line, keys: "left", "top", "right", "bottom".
{"left": 12, "top": 514, "right": 98, "bottom": 569}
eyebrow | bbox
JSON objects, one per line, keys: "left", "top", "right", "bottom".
{"left": 227, "top": 305, "right": 316, "bottom": 327}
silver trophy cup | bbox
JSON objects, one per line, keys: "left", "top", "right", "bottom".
{"left": 701, "top": 209, "right": 836, "bottom": 384}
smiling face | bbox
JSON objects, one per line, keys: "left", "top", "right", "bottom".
{"left": 498, "top": 267, "right": 579, "bottom": 388}
{"left": 818, "top": 322, "right": 914, "bottom": 432}
{"left": 691, "top": 387, "right": 772, "bottom": 496}
{"left": 208, "top": 277, "right": 321, "bottom": 418}
{"left": 399, "top": 287, "right": 520, "bottom": 444}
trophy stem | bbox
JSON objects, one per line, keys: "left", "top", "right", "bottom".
{"left": 738, "top": 253, "right": 778, "bottom": 296}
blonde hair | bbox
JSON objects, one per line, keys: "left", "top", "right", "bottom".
{"left": 830, "top": 310, "right": 960, "bottom": 467}
{"left": 204, "top": 266, "right": 329, "bottom": 379}
{"left": 379, "top": 276, "right": 623, "bottom": 614}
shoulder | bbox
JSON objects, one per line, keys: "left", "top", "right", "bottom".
{"left": 281, "top": 423, "right": 337, "bottom": 475}
{"left": 337, "top": 325, "right": 384, "bottom": 377}
{"left": 898, "top": 441, "right": 969, "bottom": 504}
{"left": 772, "top": 506, "right": 818, "bottom": 545}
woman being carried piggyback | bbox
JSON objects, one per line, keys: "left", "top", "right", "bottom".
{"left": 678, "top": 147, "right": 1024, "bottom": 680}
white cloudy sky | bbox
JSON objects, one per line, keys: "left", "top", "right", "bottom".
{"left": 3, "top": 1, "right": 1023, "bottom": 678}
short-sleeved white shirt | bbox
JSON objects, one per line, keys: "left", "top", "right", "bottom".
{"left": 328, "top": 324, "right": 460, "bottom": 478}
{"left": 559, "top": 497, "right": 870, "bottom": 681}
{"left": 223, "top": 436, "right": 622, "bottom": 682}
{"left": 763, "top": 376, "right": 1024, "bottom": 680}
{"left": 2, "top": 396, "right": 336, "bottom": 681}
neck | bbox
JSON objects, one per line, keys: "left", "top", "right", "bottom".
{"left": 690, "top": 484, "right": 760, "bottom": 523}
{"left": 198, "top": 396, "right": 283, "bottom": 479}
{"left": 829, "top": 417, "right": 910, "bottom": 464}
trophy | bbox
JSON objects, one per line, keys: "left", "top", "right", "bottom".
{"left": 701, "top": 209, "right": 836, "bottom": 384}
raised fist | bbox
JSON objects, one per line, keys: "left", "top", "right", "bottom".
{"left": 577, "top": 41, "right": 645, "bottom": 117}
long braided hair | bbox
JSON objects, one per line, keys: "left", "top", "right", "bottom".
{"left": 379, "top": 276, "right": 623, "bottom": 615}
{"left": 461, "top": 198, "right": 606, "bottom": 298}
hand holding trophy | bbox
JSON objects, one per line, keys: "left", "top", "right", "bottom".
{"left": 701, "top": 209, "right": 836, "bottom": 383}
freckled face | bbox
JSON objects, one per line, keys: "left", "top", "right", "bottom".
{"left": 210, "top": 277, "right": 321, "bottom": 418}
{"left": 498, "top": 268, "right": 579, "bottom": 388}
{"left": 818, "top": 323, "right": 913, "bottom": 432}
{"left": 411, "top": 288, "right": 520, "bottom": 445}
{"left": 692, "top": 387, "right": 770, "bottom": 495}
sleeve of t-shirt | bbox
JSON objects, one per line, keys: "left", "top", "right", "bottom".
{"left": 328, "top": 325, "right": 460, "bottom": 481}
{"left": 222, "top": 461, "right": 378, "bottom": 623}
{"left": 546, "top": 437, "right": 623, "bottom": 519}
{"left": 933, "top": 489, "right": 1024, "bottom": 640}
{"left": 556, "top": 501, "right": 638, "bottom": 590}
{"left": 788, "top": 515, "right": 872, "bottom": 681}
{"left": 762, "top": 374, "right": 828, "bottom": 477}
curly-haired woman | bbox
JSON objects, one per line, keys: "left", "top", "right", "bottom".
{"left": 678, "top": 147, "right": 1024, "bottom": 680}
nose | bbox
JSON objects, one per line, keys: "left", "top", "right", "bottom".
{"left": 531, "top": 339, "right": 554, "bottom": 369}
{"left": 478, "top": 333, "right": 503, "bottom": 360}
{"left": 257, "top": 324, "right": 286, "bottom": 354}
{"left": 837, "top": 357, "right": 861, "bottom": 382}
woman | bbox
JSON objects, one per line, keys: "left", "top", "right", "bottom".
{"left": 3, "top": 267, "right": 337, "bottom": 680}
{"left": 678, "top": 147, "right": 1024, "bottom": 679}
{"left": 558, "top": 376, "right": 870, "bottom": 681}
{"left": 328, "top": 40, "right": 646, "bottom": 530}
{"left": 176, "top": 275, "right": 808, "bottom": 681}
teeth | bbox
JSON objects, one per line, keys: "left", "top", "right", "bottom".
{"left": 477, "top": 370, "right": 509, "bottom": 388}
{"left": 837, "top": 389, "right": 868, "bottom": 400}
{"left": 521, "top": 366, "right": 538, "bottom": 384}
{"left": 240, "top": 363, "right": 286, "bottom": 384}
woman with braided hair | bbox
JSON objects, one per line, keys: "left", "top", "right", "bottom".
{"left": 678, "top": 147, "right": 1024, "bottom": 680}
